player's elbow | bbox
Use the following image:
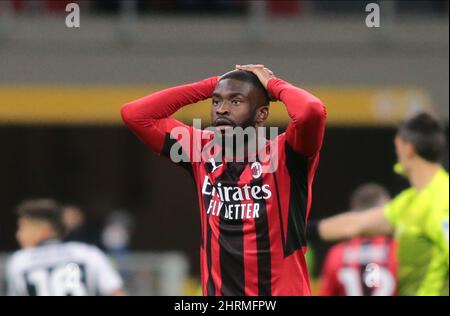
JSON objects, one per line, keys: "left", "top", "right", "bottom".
{"left": 307, "top": 100, "right": 327, "bottom": 125}
{"left": 293, "top": 99, "right": 327, "bottom": 129}
{"left": 120, "top": 101, "right": 151, "bottom": 128}
{"left": 120, "top": 102, "right": 135, "bottom": 124}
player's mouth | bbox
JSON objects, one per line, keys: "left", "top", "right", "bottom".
{"left": 213, "top": 118, "right": 236, "bottom": 131}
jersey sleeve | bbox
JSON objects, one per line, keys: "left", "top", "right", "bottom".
{"left": 5, "top": 258, "right": 17, "bottom": 296}
{"left": 267, "top": 78, "right": 326, "bottom": 157}
{"left": 120, "top": 77, "right": 218, "bottom": 163}
{"left": 5, "top": 256, "right": 24, "bottom": 296}
{"left": 416, "top": 205, "right": 449, "bottom": 296}
{"left": 91, "top": 248, "right": 124, "bottom": 296}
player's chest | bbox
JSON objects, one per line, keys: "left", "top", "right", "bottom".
{"left": 195, "top": 160, "right": 276, "bottom": 221}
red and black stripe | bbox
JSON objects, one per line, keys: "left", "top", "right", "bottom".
{"left": 252, "top": 176, "right": 272, "bottom": 295}
{"left": 284, "top": 143, "right": 308, "bottom": 256}
{"left": 217, "top": 162, "right": 246, "bottom": 296}
{"left": 202, "top": 162, "right": 215, "bottom": 296}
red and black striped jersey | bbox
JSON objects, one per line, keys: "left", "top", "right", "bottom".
{"left": 121, "top": 76, "right": 326, "bottom": 296}
{"left": 319, "top": 236, "right": 398, "bottom": 296}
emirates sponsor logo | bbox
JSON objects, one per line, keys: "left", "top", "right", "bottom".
{"left": 201, "top": 176, "right": 272, "bottom": 202}
{"left": 207, "top": 199, "right": 260, "bottom": 220}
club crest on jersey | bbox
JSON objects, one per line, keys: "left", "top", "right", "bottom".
{"left": 208, "top": 158, "right": 223, "bottom": 173}
{"left": 250, "top": 162, "right": 263, "bottom": 179}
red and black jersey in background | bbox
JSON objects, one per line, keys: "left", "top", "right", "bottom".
{"left": 121, "top": 76, "right": 326, "bottom": 296}
{"left": 319, "top": 236, "right": 398, "bottom": 296}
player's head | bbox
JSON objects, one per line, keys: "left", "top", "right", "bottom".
{"left": 62, "top": 204, "right": 85, "bottom": 233}
{"left": 15, "top": 199, "right": 64, "bottom": 248}
{"left": 211, "top": 70, "right": 270, "bottom": 131}
{"left": 350, "top": 183, "right": 391, "bottom": 211}
{"left": 395, "top": 112, "right": 446, "bottom": 176}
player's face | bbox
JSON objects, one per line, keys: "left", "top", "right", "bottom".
{"left": 62, "top": 207, "right": 84, "bottom": 231}
{"left": 16, "top": 217, "right": 51, "bottom": 248}
{"left": 394, "top": 135, "right": 413, "bottom": 175}
{"left": 211, "top": 79, "right": 266, "bottom": 131}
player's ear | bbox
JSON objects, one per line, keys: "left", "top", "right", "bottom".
{"left": 256, "top": 106, "right": 269, "bottom": 124}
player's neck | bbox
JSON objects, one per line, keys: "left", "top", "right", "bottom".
{"left": 35, "top": 233, "right": 60, "bottom": 247}
{"left": 409, "top": 160, "right": 441, "bottom": 191}
{"left": 220, "top": 129, "right": 265, "bottom": 162}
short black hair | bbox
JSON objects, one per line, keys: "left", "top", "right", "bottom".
{"left": 397, "top": 112, "right": 447, "bottom": 163}
{"left": 16, "top": 199, "right": 64, "bottom": 236}
{"left": 350, "top": 183, "right": 390, "bottom": 211}
{"left": 219, "top": 70, "right": 270, "bottom": 106}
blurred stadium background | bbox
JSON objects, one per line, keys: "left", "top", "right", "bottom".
{"left": 0, "top": 0, "right": 448, "bottom": 295}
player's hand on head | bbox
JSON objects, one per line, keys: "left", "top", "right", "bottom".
{"left": 235, "top": 64, "right": 274, "bottom": 89}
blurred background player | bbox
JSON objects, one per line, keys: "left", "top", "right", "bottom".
{"left": 319, "top": 183, "right": 397, "bottom": 296}
{"left": 62, "top": 204, "right": 100, "bottom": 246}
{"left": 6, "top": 199, "right": 126, "bottom": 296}
{"left": 101, "top": 210, "right": 134, "bottom": 282}
{"left": 310, "top": 112, "right": 449, "bottom": 296}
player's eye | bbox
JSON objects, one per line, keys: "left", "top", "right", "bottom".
{"left": 231, "top": 99, "right": 241, "bottom": 105}
{"left": 212, "top": 99, "right": 221, "bottom": 106}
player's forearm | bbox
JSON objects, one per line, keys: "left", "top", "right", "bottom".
{"left": 121, "top": 77, "right": 218, "bottom": 126}
{"left": 318, "top": 211, "right": 363, "bottom": 242}
{"left": 317, "top": 207, "right": 393, "bottom": 242}
{"left": 267, "top": 78, "right": 326, "bottom": 156}
{"left": 268, "top": 78, "right": 326, "bottom": 126}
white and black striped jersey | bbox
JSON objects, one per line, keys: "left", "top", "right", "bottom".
{"left": 6, "top": 240, "right": 123, "bottom": 296}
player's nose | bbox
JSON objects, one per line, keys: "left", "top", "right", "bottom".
{"left": 215, "top": 102, "right": 230, "bottom": 115}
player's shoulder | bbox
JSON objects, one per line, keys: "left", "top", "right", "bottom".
{"left": 397, "top": 186, "right": 416, "bottom": 199}
{"left": 436, "top": 168, "right": 449, "bottom": 182}
{"left": 274, "top": 131, "right": 287, "bottom": 143}
{"left": 63, "top": 241, "right": 103, "bottom": 256}
{"left": 6, "top": 248, "right": 34, "bottom": 273}
{"left": 323, "top": 243, "right": 347, "bottom": 269}
{"left": 416, "top": 171, "right": 449, "bottom": 222}
{"left": 63, "top": 242, "right": 110, "bottom": 267}
{"left": 327, "top": 241, "right": 347, "bottom": 258}
{"left": 433, "top": 170, "right": 449, "bottom": 205}
{"left": 6, "top": 250, "right": 23, "bottom": 268}
{"left": 264, "top": 132, "right": 287, "bottom": 158}
{"left": 273, "top": 131, "right": 319, "bottom": 161}
{"left": 427, "top": 168, "right": 448, "bottom": 193}
{"left": 388, "top": 187, "right": 415, "bottom": 210}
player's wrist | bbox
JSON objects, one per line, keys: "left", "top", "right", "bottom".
{"left": 199, "top": 76, "right": 219, "bottom": 96}
{"left": 266, "top": 77, "right": 281, "bottom": 101}
{"left": 306, "top": 219, "right": 322, "bottom": 242}
{"left": 203, "top": 76, "right": 219, "bottom": 85}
